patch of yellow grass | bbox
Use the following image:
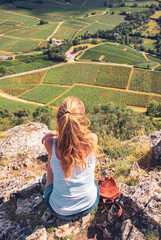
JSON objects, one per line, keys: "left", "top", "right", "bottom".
{"left": 133, "top": 20, "right": 160, "bottom": 37}
{"left": 98, "top": 55, "right": 105, "bottom": 61}
{"left": 143, "top": 38, "right": 156, "bottom": 45}
{"left": 151, "top": 10, "right": 161, "bottom": 19}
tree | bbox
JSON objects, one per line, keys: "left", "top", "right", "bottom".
{"left": 146, "top": 101, "right": 159, "bottom": 117}
{"left": 0, "top": 66, "right": 7, "bottom": 76}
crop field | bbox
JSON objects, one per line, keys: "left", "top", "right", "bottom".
{"left": 53, "top": 27, "right": 78, "bottom": 41}
{"left": 19, "top": 85, "right": 69, "bottom": 104}
{"left": 0, "top": 71, "right": 45, "bottom": 95}
{"left": 80, "top": 43, "right": 145, "bottom": 64}
{"left": 109, "top": 7, "right": 149, "bottom": 14}
{"left": 0, "top": 22, "right": 22, "bottom": 34}
{"left": 129, "top": 69, "right": 161, "bottom": 94}
{"left": 4, "top": 55, "right": 56, "bottom": 74}
{"left": 0, "top": 10, "right": 39, "bottom": 26}
{"left": 77, "top": 23, "right": 114, "bottom": 36}
{"left": 134, "top": 61, "right": 158, "bottom": 69}
{"left": 43, "top": 63, "right": 99, "bottom": 85}
{"left": 0, "top": 96, "right": 39, "bottom": 112}
{"left": 147, "top": 55, "right": 161, "bottom": 64}
{"left": 50, "top": 85, "right": 161, "bottom": 110}
{"left": 7, "top": 23, "right": 58, "bottom": 39}
{"left": 0, "top": 36, "right": 40, "bottom": 52}
{"left": 96, "top": 65, "right": 131, "bottom": 89}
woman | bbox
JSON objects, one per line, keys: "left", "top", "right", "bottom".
{"left": 42, "top": 97, "right": 100, "bottom": 220}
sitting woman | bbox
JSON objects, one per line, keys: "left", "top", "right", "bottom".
{"left": 42, "top": 97, "right": 100, "bottom": 220}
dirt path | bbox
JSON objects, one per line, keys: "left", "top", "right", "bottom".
{"left": 47, "top": 21, "right": 64, "bottom": 41}
{"left": 74, "top": 83, "right": 161, "bottom": 97}
{"left": 126, "top": 67, "right": 133, "bottom": 90}
{"left": 0, "top": 62, "right": 67, "bottom": 80}
{"left": 0, "top": 91, "right": 44, "bottom": 106}
{"left": 141, "top": 51, "right": 149, "bottom": 61}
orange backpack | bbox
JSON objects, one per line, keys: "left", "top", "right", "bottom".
{"left": 98, "top": 177, "right": 123, "bottom": 217}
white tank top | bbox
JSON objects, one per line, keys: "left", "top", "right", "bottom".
{"left": 49, "top": 138, "right": 98, "bottom": 216}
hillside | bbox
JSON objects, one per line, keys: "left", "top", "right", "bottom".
{"left": 0, "top": 123, "right": 160, "bottom": 239}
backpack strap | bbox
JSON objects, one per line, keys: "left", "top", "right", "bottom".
{"left": 103, "top": 201, "right": 122, "bottom": 218}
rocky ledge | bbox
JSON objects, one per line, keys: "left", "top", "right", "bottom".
{"left": 0, "top": 123, "right": 160, "bottom": 240}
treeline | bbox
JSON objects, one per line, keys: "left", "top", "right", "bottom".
{"left": 0, "top": 106, "right": 54, "bottom": 132}
{"left": 80, "top": 7, "right": 161, "bottom": 55}
{"left": 88, "top": 102, "right": 161, "bottom": 142}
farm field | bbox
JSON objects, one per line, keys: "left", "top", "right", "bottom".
{"left": 79, "top": 43, "right": 146, "bottom": 64}
{"left": 129, "top": 69, "right": 161, "bottom": 94}
{"left": 1, "top": 54, "right": 57, "bottom": 75}
{"left": 50, "top": 85, "right": 161, "bottom": 110}
{"left": 7, "top": 23, "right": 59, "bottom": 40}
{"left": 0, "top": 71, "right": 45, "bottom": 95}
{"left": 151, "top": 10, "right": 161, "bottom": 19}
{"left": 19, "top": 85, "right": 69, "bottom": 104}
{"left": 43, "top": 63, "right": 131, "bottom": 89}
{"left": 53, "top": 27, "right": 78, "bottom": 41}
{"left": 109, "top": 7, "right": 149, "bottom": 14}
{"left": 0, "top": 96, "right": 40, "bottom": 112}
{"left": 125, "top": 1, "right": 159, "bottom": 6}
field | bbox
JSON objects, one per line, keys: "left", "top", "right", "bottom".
{"left": 125, "top": 1, "right": 159, "bottom": 6}
{"left": 129, "top": 69, "right": 161, "bottom": 94}
{"left": 0, "top": 71, "right": 45, "bottom": 95}
{"left": 43, "top": 63, "right": 131, "bottom": 89}
{"left": 0, "top": 96, "right": 39, "bottom": 112}
{"left": 151, "top": 10, "right": 161, "bottom": 19}
{"left": 109, "top": 7, "right": 149, "bottom": 14}
{"left": 80, "top": 43, "right": 146, "bottom": 64}
{"left": 7, "top": 23, "right": 59, "bottom": 40}
{"left": 50, "top": 85, "right": 161, "bottom": 110}
{"left": 0, "top": 54, "right": 57, "bottom": 75}
{"left": 132, "top": 20, "right": 160, "bottom": 38}
{"left": 19, "top": 85, "right": 69, "bottom": 104}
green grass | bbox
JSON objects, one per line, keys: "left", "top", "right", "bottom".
{"left": 43, "top": 63, "right": 99, "bottom": 85}
{"left": 19, "top": 85, "right": 69, "bottom": 104}
{"left": 50, "top": 85, "right": 161, "bottom": 110}
{"left": 0, "top": 60, "right": 22, "bottom": 67}
{"left": 147, "top": 55, "right": 161, "bottom": 64}
{"left": 130, "top": 69, "right": 161, "bottom": 94}
{"left": 80, "top": 43, "right": 145, "bottom": 64}
{"left": 1, "top": 84, "right": 37, "bottom": 96}
{"left": 0, "top": 96, "right": 39, "bottom": 112}
{"left": 125, "top": 1, "right": 159, "bottom": 7}
{"left": 96, "top": 65, "right": 131, "bottom": 89}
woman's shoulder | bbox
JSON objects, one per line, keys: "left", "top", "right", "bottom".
{"left": 90, "top": 133, "right": 98, "bottom": 143}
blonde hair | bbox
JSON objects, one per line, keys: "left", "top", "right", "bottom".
{"left": 57, "top": 97, "right": 97, "bottom": 179}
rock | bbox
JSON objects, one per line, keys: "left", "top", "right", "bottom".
{"left": 102, "top": 168, "right": 115, "bottom": 177}
{"left": 152, "top": 140, "right": 161, "bottom": 166}
{"left": 26, "top": 225, "right": 47, "bottom": 240}
{"left": 121, "top": 219, "right": 133, "bottom": 239}
{"left": 41, "top": 209, "right": 56, "bottom": 223}
{"left": 16, "top": 192, "right": 43, "bottom": 215}
{"left": 19, "top": 170, "right": 36, "bottom": 179}
{"left": 81, "top": 213, "right": 91, "bottom": 228}
{"left": 0, "top": 123, "right": 49, "bottom": 159}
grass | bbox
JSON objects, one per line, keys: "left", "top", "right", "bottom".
{"left": 50, "top": 85, "right": 161, "bottom": 110}
{"left": 80, "top": 43, "right": 145, "bottom": 64}
{"left": 134, "top": 61, "right": 158, "bottom": 69}
{"left": 130, "top": 69, "right": 161, "bottom": 94}
{"left": 19, "top": 85, "right": 69, "bottom": 104}
{"left": 151, "top": 10, "right": 161, "bottom": 19}
{"left": 0, "top": 96, "right": 39, "bottom": 112}
{"left": 132, "top": 20, "right": 160, "bottom": 38}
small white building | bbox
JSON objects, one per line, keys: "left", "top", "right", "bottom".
{"left": 51, "top": 38, "right": 63, "bottom": 46}
{"left": 0, "top": 55, "right": 15, "bottom": 60}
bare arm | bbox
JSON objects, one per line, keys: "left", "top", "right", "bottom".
{"left": 44, "top": 137, "right": 54, "bottom": 187}
{"left": 42, "top": 130, "right": 58, "bottom": 144}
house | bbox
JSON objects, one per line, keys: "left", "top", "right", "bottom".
{"left": 51, "top": 38, "right": 63, "bottom": 46}
{"left": 0, "top": 55, "right": 15, "bottom": 60}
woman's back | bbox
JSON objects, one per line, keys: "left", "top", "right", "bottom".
{"left": 49, "top": 138, "right": 98, "bottom": 215}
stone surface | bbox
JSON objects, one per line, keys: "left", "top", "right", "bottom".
{"left": 0, "top": 124, "right": 160, "bottom": 240}
{"left": 26, "top": 225, "right": 47, "bottom": 240}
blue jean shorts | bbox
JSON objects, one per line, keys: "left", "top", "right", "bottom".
{"left": 44, "top": 179, "right": 100, "bottom": 220}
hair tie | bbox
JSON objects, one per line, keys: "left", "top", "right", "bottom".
{"left": 65, "top": 111, "right": 71, "bottom": 114}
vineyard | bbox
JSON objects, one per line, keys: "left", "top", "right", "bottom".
{"left": 79, "top": 43, "right": 146, "bottom": 64}
{"left": 129, "top": 69, "right": 161, "bottom": 94}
